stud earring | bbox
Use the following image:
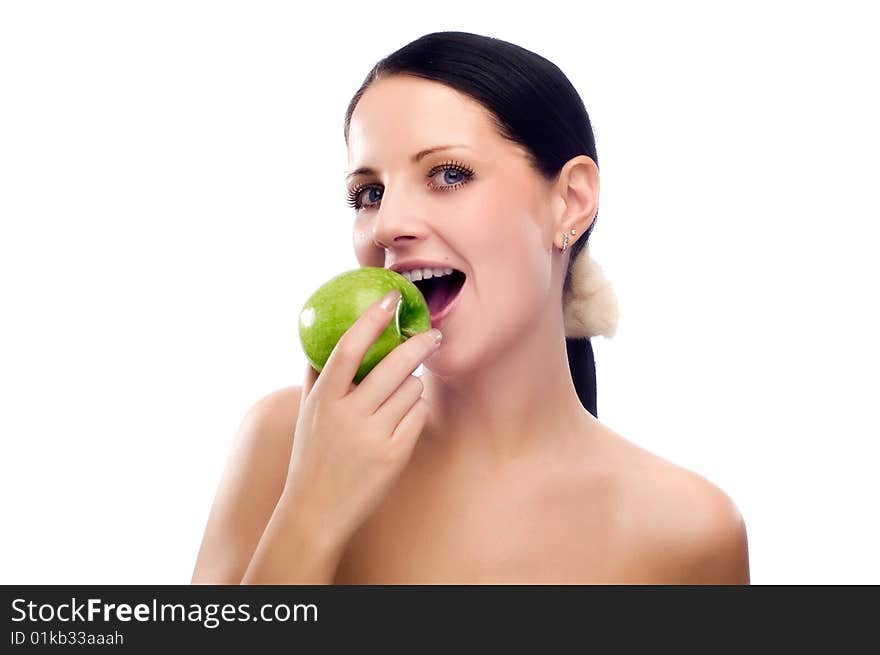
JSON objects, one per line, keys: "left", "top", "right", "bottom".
{"left": 561, "top": 229, "right": 576, "bottom": 252}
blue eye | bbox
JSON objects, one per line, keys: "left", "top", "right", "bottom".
{"left": 435, "top": 168, "right": 466, "bottom": 185}
{"left": 345, "top": 185, "right": 382, "bottom": 210}
{"left": 345, "top": 161, "right": 476, "bottom": 211}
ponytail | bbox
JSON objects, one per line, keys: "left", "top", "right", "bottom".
{"left": 566, "top": 337, "right": 597, "bottom": 418}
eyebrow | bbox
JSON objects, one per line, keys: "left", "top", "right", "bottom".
{"left": 345, "top": 144, "right": 471, "bottom": 181}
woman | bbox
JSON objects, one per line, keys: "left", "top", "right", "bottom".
{"left": 192, "top": 31, "right": 750, "bottom": 584}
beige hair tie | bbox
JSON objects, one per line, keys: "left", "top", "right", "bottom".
{"left": 563, "top": 240, "right": 619, "bottom": 339}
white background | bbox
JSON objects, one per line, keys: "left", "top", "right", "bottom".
{"left": 1, "top": 1, "right": 877, "bottom": 584}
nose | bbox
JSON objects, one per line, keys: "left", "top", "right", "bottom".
{"left": 369, "top": 186, "right": 425, "bottom": 251}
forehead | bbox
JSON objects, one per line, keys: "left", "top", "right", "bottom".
{"left": 347, "top": 75, "right": 501, "bottom": 165}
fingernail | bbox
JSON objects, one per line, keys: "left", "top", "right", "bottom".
{"left": 379, "top": 289, "right": 401, "bottom": 310}
{"left": 430, "top": 329, "right": 443, "bottom": 345}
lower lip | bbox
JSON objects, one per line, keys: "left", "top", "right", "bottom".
{"left": 430, "top": 278, "right": 466, "bottom": 330}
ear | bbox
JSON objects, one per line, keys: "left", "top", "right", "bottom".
{"left": 553, "top": 155, "right": 599, "bottom": 246}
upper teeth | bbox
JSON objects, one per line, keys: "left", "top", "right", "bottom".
{"left": 400, "top": 267, "right": 454, "bottom": 282}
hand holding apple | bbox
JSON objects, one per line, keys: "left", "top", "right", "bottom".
{"left": 272, "top": 285, "right": 443, "bottom": 557}
{"left": 298, "top": 267, "right": 432, "bottom": 384}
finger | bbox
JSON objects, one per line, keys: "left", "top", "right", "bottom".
{"left": 351, "top": 328, "right": 441, "bottom": 415}
{"left": 320, "top": 289, "right": 402, "bottom": 400}
{"left": 300, "top": 360, "right": 319, "bottom": 414}
{"left": 388, "top": 395, "right": 431, "bottom": 460}
{"left": 371, "top": 375, "right": 424, "bottom": 424}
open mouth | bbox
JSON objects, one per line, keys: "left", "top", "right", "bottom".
{"left": 412, "top": 270, "right": 467, "bottom": 320}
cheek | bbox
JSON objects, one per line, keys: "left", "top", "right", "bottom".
{"left": 460, "top": 190, "right": 524, "bottom": 252}
{"left": 352, "top": 223, "right": 384, "bottom": 267}
{"left": 472, "top": 190, "right": 549, "bottom": 266}
{"left": 466, "top": 198, "right": 553, "bottom": 306}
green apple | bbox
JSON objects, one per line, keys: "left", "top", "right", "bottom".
{"left": 298, "top": 267, "right": 432, "bottom": 384}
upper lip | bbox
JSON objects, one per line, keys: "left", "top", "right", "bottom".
{"left": 388, "top": 259, "right": 464, "bottom": 275}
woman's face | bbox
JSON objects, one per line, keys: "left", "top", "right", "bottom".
{"left": 346, "top": 74, "right": 561, "bottom": 375}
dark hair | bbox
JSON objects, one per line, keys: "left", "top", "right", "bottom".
{"left": 344, "top": 31, "right": 601, "bottom": 418}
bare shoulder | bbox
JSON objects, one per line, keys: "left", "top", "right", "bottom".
{"left": 190, "top": 385, "right": 302, "bottom": 584}
{"left": 240, "top": 385, "right": 303, "bottom": 442}
{"left": 598, "top": 428, "right": 750, "bottom": 584}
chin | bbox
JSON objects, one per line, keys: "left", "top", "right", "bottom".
{"left": 422, "top": 332, "right": 503, "bottom": 381}
{"left": 422, "top": 341, "right": 477, "bottom": 380}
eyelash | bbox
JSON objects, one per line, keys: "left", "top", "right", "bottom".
{"left": 345, "top": 160, "right": 476, "bottom": 211}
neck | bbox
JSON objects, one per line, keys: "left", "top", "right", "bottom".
{"left": 419, "top": 311, "right": 598, "bottom": 467}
